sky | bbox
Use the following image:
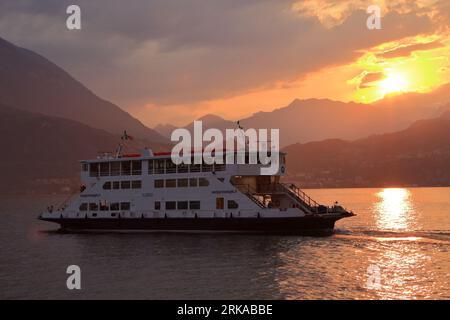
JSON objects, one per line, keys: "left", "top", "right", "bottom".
{"left": 0, "top": 0, "right": 449, "bottom": 127}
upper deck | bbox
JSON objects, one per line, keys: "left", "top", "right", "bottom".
{"left": 80, "top": 149, "right": 286, "bottom": 179}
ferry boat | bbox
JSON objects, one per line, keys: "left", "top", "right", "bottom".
{"left": 39, "top": 147, "right": 355, "bottom": 235}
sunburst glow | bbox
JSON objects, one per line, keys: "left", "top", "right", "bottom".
{"left": 378, "top": 71, "right": 409, "bottom": 96}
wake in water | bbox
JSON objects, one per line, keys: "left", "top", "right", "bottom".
{"left": 334, "top": 228, "right": 450, "bottom": 243}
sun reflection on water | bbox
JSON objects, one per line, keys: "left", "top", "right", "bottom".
{"left": 374, "top": 188, "right": 415, "bottom": 231}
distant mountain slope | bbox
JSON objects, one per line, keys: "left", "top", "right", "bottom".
{"left": 0, "top": 37, "right": 166, "bottom": 144}
{"left": 0, "top": 104, "right": 163, "bottom": 194}
{"left": 154, "top": 123, "right": 177, "bottom": 138}
{"left": 282, "top": 112, "right": 450, "bottom": 188}
{"left": 240, "top": 97, "right": 443, "bottom": 146}
{"left": 156, "top": 93, "right": 448, "bottom": 146}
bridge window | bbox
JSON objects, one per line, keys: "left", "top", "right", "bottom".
{"left": 103, "top": 182, "right": 111, "bottom": 190}
{"left": 177, "top": 201, "right": 188, "bottom": 210}
{"left": 120, "top": 202, "right": 130, "bottom": 211}
{"left": 121, "top": 161, "right": 131, "bottom": 175}
{"left": 89, "top": 203, "right": 98, "bottom": 211}
{"left": 177, "top": 179, "right": 188, "bottom": 188}
{"left": 110, "top": 203, "right": 119, "bottom": 211}
{"left": 154, "top": 201, "right": 161, "bottom": 210}
{"left": 165, "top": 159, "right": 176, "bottom": 173}
{"left": 214, "top": 163, "right": 225, "bottom": 171}
{"left": 100, "top": 200, "right": 109, "bottom": 211}
{"left": 132, "top": 180, "right": 142, "bottom": 189}
{"left": 154, "top": 159, "right": 165, "bottom": 174}
{"left": 189, "top": 178, "right": 198, "bottom": 187}
{"left": 131, "top": 161, "right": 142, "bottom": 175}
{"left": 189, "top": 201, "right": 200, "bottom": 210}
{"left": 100, "top": 162, "right": 110, "bottom": 176}
{"left": 121, "top": 181, "right": 131, "bottom": 189}
{"left": 79, "top": 203, "right": 88, "bottom": 211}
{"left": 166, "top": 179, "right": 176, "bottom": 188}
{"left": 165, "top": 201, "right": 176, "bottom": 210}
{"left": 227, "top": 200, "right": 239, "bottom": 209}
{"left": 177, "top": 163, "right": 188, "bottom": 173}
{"left": 113, "top": 181, "right": 120, "bottom": 189}
{"left": 190, "top": 163, "right": 201, "bottom": 172}
{"left": 202, "top": 164, "right": 213, "bottom": 172}
{"left": 199, "top": 178, "right": 209, "bottom": 187}
{"left": 81, "top": 163, "right": 88, "bottom": 172}
{"left": 111, "top": 162, "right": 120, "bottom": 176}
{"left": 154, "top": 180, "right": 164, "bottom": 188}
{"left": 148, "top": 160, "right": 153, "bottom": 174}
{"left": 89, "top": 163, "right": 99, "bottom": 177}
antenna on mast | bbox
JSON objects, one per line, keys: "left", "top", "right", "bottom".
{"left": 115, "top": 130, "right": 134, "bottom": 158}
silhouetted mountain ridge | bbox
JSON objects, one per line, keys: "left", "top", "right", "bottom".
{"left": 282, "top": 113, "right": 450, "bottom": 188}
{"left": 0, "top": 36, "right": 166, "bottom": 144}
{"left": 0, "top": 103, "right": 165, "bottom": 194}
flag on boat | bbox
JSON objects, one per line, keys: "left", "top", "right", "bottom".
{"left": 121, "top": 130, "right": 134, "bottom": 140}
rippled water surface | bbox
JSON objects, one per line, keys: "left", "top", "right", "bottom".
{"left": 0, "top": 187, "right": 449, "bottom": 299}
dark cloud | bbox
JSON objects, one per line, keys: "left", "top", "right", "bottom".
{"left": 0, "top": 0, "right": 442, "bottom": 109}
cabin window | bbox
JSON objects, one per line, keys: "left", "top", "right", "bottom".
{"left": 103, "top": 182, "right": 111, "bottom": 190}
{"left": 154, "top": 159, "right": 165, "bottom": 174}
{"left": 89, "top": 163, "right": 99, "bottom": 177}
{"left": 132, "top": 180, "right": 142, "bottom": 189}
{"left": 177, "top": 179, "right": 188, "bottom": 188}
{"left": 166, "top": 179, "right": 176, "bottom": 188}
{"left": 120, "top": 202, "right": 131, "bottom": 211}
{"left": 189, "top": 201, "right": 200, "bottom": 210}
{"left": 148, "top": 160, "right": 154, "bottom": 174}
{"left": 177, "top": 201, "right": 188, "bottom": 210}
{"left": 199, "top": 178, "right": 209, "bottom": 187}
{"left": 100, "top": 200, "right": 109, "bottom": 211}
{"left": 202, "top": 164, "right": 213, "bottom": 172}
{"left": 227, "top": 200, "right": 239, "bottom": 209}
{"left": 111, "top": 162, "right": 121, "bottom": 176}
{"left": 165, "top": 159, "right": 176, "bottom": 173}
{"left": 100, "top": 162, "right": 110, "bottom": 176}
{"left": 154, "top": 180, "right": 164, "bottom": 188}
{"left": 81, "top": 163, "right": 88, "bottom": 172}
{"left": 190, "top": 163, "right": 201, "bottom": 172}
{"left": 89, "top": 203, "right": 98, "bottom": 211}
{"left": 79, "top": 203, "right": 88, "bottom": 211}
{"left": 113, "top": 181, "right": 120, "bottom": 189}
{"left": 110, "top": 203, "right": 120, "bottom": 211}
{"left": 121, "top": 181, "right": 131, "bottom": 189}
{"left": 131, "top": 161, "right": 142, "bottom": 175}
{"left": 165, "top": 201, "right": 176, "bottom": 210}
{"left": 121, "top": 161, "right": 131, "bottom": 176}
{"left": 154, "top": 201, "right": 161, "bottom": 210}
{"left": 177, "top": 163, "right": 188, "bottom": 173}
{"left": 189, "top": 178, "right": 198, "bottom": 187}
{"left": 216, "top": 197, "right": 224, "bottom": 210}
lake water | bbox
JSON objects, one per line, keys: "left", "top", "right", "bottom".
{"left": 0, "top": 187, "right": 449, "bottom": 299}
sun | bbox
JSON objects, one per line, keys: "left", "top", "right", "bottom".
{"left": 378, "top": 71, "right": 409, "bottom": 96}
